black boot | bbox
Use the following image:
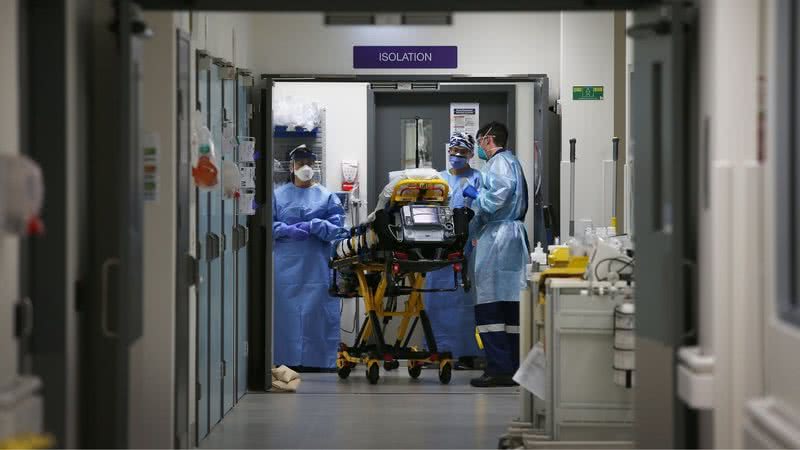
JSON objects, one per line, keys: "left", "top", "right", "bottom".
{"left": 470, "top": 373, "right": 518, "bottom": 387}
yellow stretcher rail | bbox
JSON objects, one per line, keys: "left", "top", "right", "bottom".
{"left": 0, "top": 433, "right": 55, "bottom": 450}
{"left": 390, "top": 178, "right": 449, "bottom": 204}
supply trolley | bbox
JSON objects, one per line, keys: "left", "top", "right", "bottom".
{"left": 329, "top": 178, "right": 474, "bottom": 384}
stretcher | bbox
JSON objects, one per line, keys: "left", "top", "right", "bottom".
{"left": 329, "top": 178, "right": 474, "bottom": 384}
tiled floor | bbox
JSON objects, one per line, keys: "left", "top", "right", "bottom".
{"left": 200, "top": 369, "right": 519, "bottom": 449}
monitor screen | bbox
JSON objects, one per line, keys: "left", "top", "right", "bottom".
{"left": 412, "top": 206, "right": 439, "bottom": 224}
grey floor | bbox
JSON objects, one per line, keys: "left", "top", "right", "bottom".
{"left": 200, "top": 369, "right": 519, "bottom": 449}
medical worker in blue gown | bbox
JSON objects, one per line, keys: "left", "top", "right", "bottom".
{"left": 273, "top": 145, "right": 349, "bottom": 371}
{"left": 462, "top": 121, "right": 529, "bottom": 387}
{"left": 423, "top": 132, "right": 483, "bottom": 367}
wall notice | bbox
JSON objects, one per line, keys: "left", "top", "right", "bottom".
{"left": 449, "top": 103, "right": 480, "bottom": 169}
{"left": 142, "top": 133, "right": 159, "bottom": 202}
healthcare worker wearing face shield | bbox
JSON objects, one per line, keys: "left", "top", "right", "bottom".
{"left": 423, "top": 133, "right": 483, "bottom": 367}
{"left": 461, "top": 121, "right": 529, "bottom": 387}
{"left": 273, "top": 144, "right": 349, "bottom": 371}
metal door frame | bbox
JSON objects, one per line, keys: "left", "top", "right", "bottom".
{"left": 628, "top": 3, "right": 699, "bottom": 448}
{"left": 251, "top": 74, "right": 550, "bottom": 391}
{"left": 367, "top": 83, "right": 520, "bottom": 213}
{"left": 137, "top": 0, "right": 657, "bottom": 11}
{"left": 234, "top": 69, "right": 253, "bottom": 402}
{"left": 80, "top": 1, "right": 147, "bottom": 447}
{"left": 174, "top": 29, "right": 192, "bottom": 450}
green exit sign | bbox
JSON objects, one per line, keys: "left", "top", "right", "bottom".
{"left": 573, "top": 86, "right": 604, "bottom": 100}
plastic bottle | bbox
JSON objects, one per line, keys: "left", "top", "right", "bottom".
{"left": 532, "top": 242, "right": 547, "bottom": 265}
{"left": 192, "top": 125, "right": 220, "bottom": 189}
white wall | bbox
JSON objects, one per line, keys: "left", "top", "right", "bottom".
{"left": 559, "top": 12, "right": 616, "bottom": 238}
{"left": 193, "top": 12, "right": 254, "bottom": 69}
{"left": 249, "top": 13, "right": 561, "bottom": 100}
{"left": 624, "top": 11, "right": 634, "bottom": 237}
{"left": 130, "top": 12, "right": 179, "bottom": 449}
{"left": 0, "top": 0, "right": 19, "bottom": 394}
{"left": 697, "top": 1, "right": 764, "bottom": 448}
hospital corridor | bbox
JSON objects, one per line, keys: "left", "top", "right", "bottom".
{"left": 2, "top": 0, "right": 800, "bottom": 449}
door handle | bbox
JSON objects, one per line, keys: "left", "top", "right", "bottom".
{"left": 232, "top": 226, "right": 241, "bottom": 250}
{"left": 206, "top": 233, "right": 223, "bottom": 260}
{"left": 101, "top": 257, "right": 121, "bottom": 339}
{"left": 206, "top": 233, "right": 215, "bottom": 260}
{"left": 14, "top": 297, "right": 34, "bottom": 339}
{"left": 239, "top": 225, "right": 249, "bottom": 249}
{"left": 213, "top": 233, "right": 223, "bottom": 259}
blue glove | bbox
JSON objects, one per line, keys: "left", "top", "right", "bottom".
{"left": 462, "top": 184, "right": 479, "bottom": 200}
{"left": 284, "top": 224, "right": 310, "bottom": 241}
{"left": 464, "top": 239, "right": 474, "bottom": 257}
{"left": 310, "top": 218, "right": 349, "bottom": 242}
{"left": 295, "top": 221, "right": 311, "bottom": 233}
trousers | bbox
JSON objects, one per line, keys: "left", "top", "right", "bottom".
{"left": 475, "top": 301, "right": 520, "bottom": 376}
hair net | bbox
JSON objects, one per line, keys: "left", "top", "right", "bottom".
{"left": 448, "top": 132, "right": 475, "bottom": 153}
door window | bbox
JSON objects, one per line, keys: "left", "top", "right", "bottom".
{"left": 775, "top": 0, "right": 800, "bottom": 327}
{"left": 401, "top": 118, "right": 433, "bottom": 169}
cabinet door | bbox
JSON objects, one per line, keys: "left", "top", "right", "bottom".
{"left": 195, "top": 53, "right": 211, "bottom": 441}
{"left": 235, "top": 74, "right": 251, "bottom": 401}
{"left": 208, "top": 62, "right": 224, "bottom": 428}
{"left": 83, "top": 2, "right": 145, "bottom": 446}
{"left": 748, "top": 1, "right": 800, "bottom": 447}
{"left": 221, "top": 76, "right": 236, "bottom": 414}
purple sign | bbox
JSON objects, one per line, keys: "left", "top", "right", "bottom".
{"left": 353, "top": 46, "right": 458, "bottom": 69}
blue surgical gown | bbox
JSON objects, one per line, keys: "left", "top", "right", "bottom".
{"left": 273, "top": 183, "right": 348, "bottom": 368}
{"left": 423, "top": 168, "right": 483, "bottom": 358}
{"left": 471, "top": 150, "right": 529, "bottom": 304}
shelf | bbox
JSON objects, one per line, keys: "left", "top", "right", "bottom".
{"left": 273, "top": 125, "right": 320, "bottom": 138}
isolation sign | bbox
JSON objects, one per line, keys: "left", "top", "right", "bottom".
{"left": 353, "top": 46, "right": 458, "bottom": 69}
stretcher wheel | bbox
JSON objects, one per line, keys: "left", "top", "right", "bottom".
{"left": 408, "top": 364, "right": 422, "bottom": 379}
{"left": 366, "top": 362, "right": 380, "bottom": 384}
{"left": 438, "top": 362, "right": 452, "bottom": 384}
{"left": 337, "top": 366, "right": 351, "bottom": 380}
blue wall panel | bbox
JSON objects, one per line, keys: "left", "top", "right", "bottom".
{"left": 222, "top": 77, "right": 236, "bottom": 414}
{"left": 208, "top": 64, "right": 223, "bottom": 428}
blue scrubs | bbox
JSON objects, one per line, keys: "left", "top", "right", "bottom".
{"left": 471, "top": 149, "right": 529, "bottom": 376}
{"left": 273, "top": 183, "right": 348, "bottom": 368}
{"left": 423, "top": 168, "right": 482, "bottom": 359}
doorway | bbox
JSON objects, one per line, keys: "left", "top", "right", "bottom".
{"left": 370, "top": 86, "right": 515, "bottom": 213}
{"left": 257, "top": 77, "right": 547, "bottom": 377}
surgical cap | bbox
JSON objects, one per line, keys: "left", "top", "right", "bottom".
{"left": 448, "top": 132, "right": 475, "bottom": 153}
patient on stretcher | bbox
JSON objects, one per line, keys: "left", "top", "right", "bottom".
{"left": 328, "top": 169, "right": 474, "bottom": 298}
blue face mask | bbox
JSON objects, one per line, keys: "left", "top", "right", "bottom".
{"left": 477, "top": 145, "right": 489, "bottom": 161}
{"left": 449, "top": 155, "right": 468, "bottom": 169}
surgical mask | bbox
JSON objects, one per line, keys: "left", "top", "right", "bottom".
{"left": 477, "top": 127, "right": 494, "bottom": 161}
{"left": 449, "top": 155, "right": 468, "bottom": 169}
{"left": 477, "top": 145, "right": 489, "bottom": 161}
{"left": 294, "top": 165, "right": 314, "bottom": 182}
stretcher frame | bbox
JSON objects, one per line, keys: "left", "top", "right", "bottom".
{"left": 329, "top": 178, "right": 471, "bottom": 385}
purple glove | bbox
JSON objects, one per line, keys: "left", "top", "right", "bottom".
{"left": 295, "top": 221, "right": 311, "bottom": 233}
{"left": 462, "top": 184, "right": 479, "bottom": 200}
{"left": 285, "top": 224, "right": 310, "bottom": 241}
